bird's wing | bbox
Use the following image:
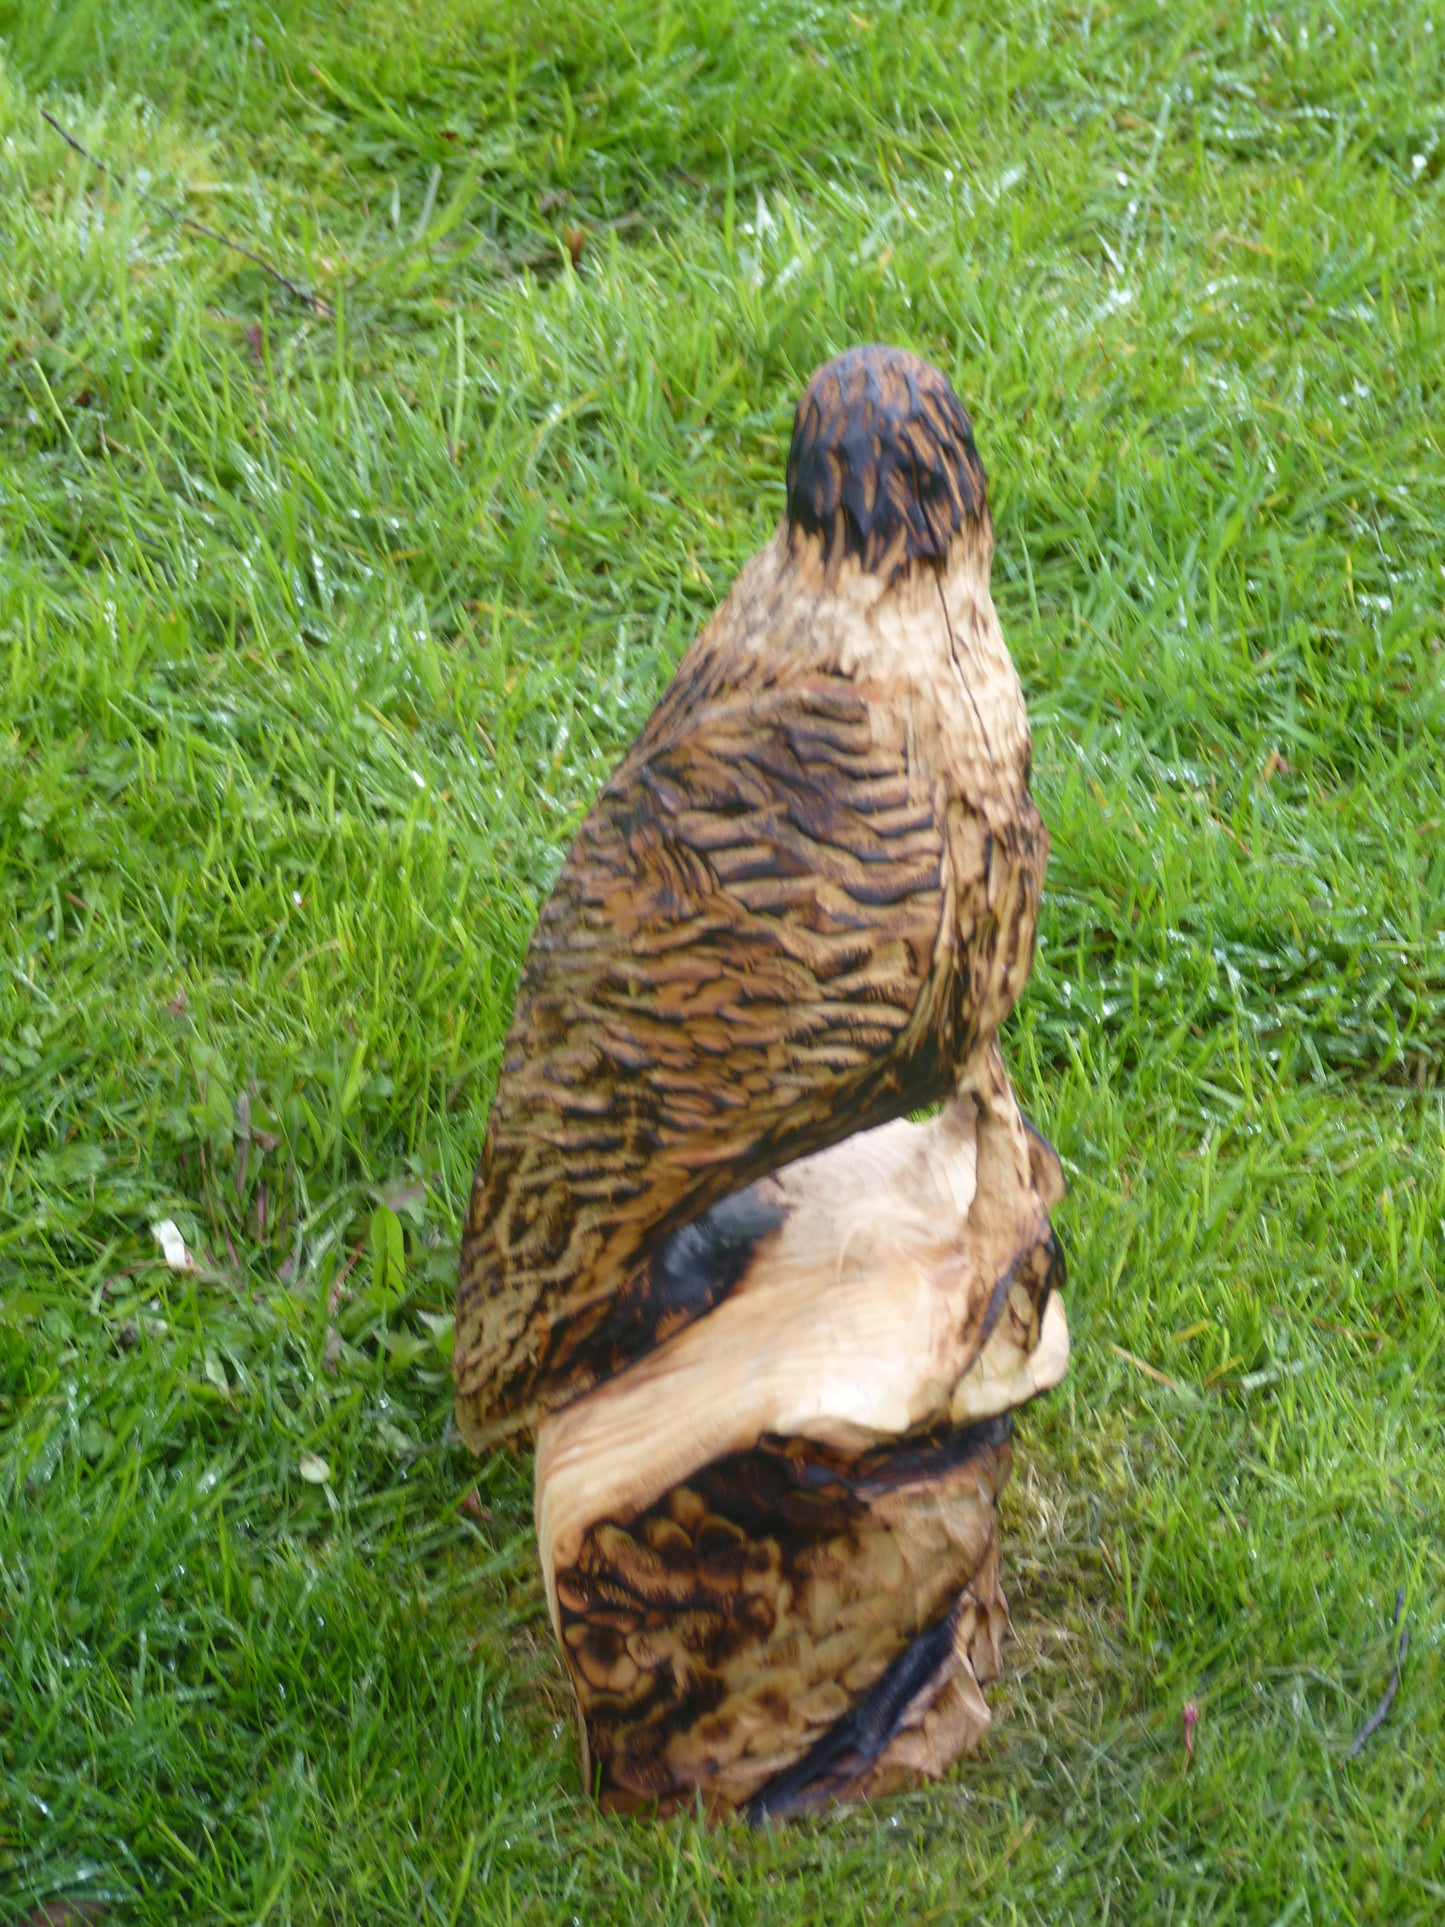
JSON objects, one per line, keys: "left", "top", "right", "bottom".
{"left": 454, "top": 659, "right": 976, "bottom": 1439}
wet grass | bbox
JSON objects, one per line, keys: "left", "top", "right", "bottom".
{"left": 1, "top": 2, "right": 1442, "bottom": 1921}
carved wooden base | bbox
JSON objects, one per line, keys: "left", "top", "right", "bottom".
{"left": 532, "top": 1066, "right": 1068, "bottom": 1820}
{"left": 552, "top": 1418, "right": 1013, "bottom": 1817}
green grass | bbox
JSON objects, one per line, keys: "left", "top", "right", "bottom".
{"left": 1, "top": 0, "right": 1442, "bottom": 1919}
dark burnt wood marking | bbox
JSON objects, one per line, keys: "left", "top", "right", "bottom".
{"left": 565, "top": 1186, "right": 789, "bottom": 1371}
{"left": 974, "top": 1226, "right": 1065, "bottom": 1365}
{"left": 785, "top": 345, "right": 987, "bottom": 580}
{"left": 1021, "top": 1113, "right": 1066, "bottom": 1208}
{"left": 553, "top": 1419, "right": 1013, "bottom": 1815}
{"left": 743, "top": 1601, "right": 963, "bottom": 1824}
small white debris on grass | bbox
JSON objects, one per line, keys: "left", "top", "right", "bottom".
{"left": 151, "top": 1219, "right": 196, "bottom": 1271}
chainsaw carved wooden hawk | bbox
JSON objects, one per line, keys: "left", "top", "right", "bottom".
{"left": 455, "top": 345, "right": 1069, "bottom": 1819}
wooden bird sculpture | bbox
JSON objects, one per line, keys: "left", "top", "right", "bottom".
{"left": 455, "top": 345, "right": 1069, "bottom": 1818}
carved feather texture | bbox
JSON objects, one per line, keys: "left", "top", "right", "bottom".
{"left": 551, "top": 1418, "right": 1014, "bottom": 1817}
{"left": 785, "top": 344, "right": 987, "bottom": 579}
{"left": 454, "top": 345, "right": 1049, "bottom": 1445}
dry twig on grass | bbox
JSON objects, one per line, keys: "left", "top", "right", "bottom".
{"left": 1347, "top": 1588, "right": 1410, "bottom": 1759}
{"left": 41, "top": 109, "right": 332, "bottom": 316}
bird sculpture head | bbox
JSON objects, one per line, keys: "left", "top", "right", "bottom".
{"left": 784, "top": 344, "right": 989, "bottom": 584}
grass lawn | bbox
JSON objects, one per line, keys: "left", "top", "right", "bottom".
{"left": 1, "top": 0, "right": 1442, "bottom": 1919}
